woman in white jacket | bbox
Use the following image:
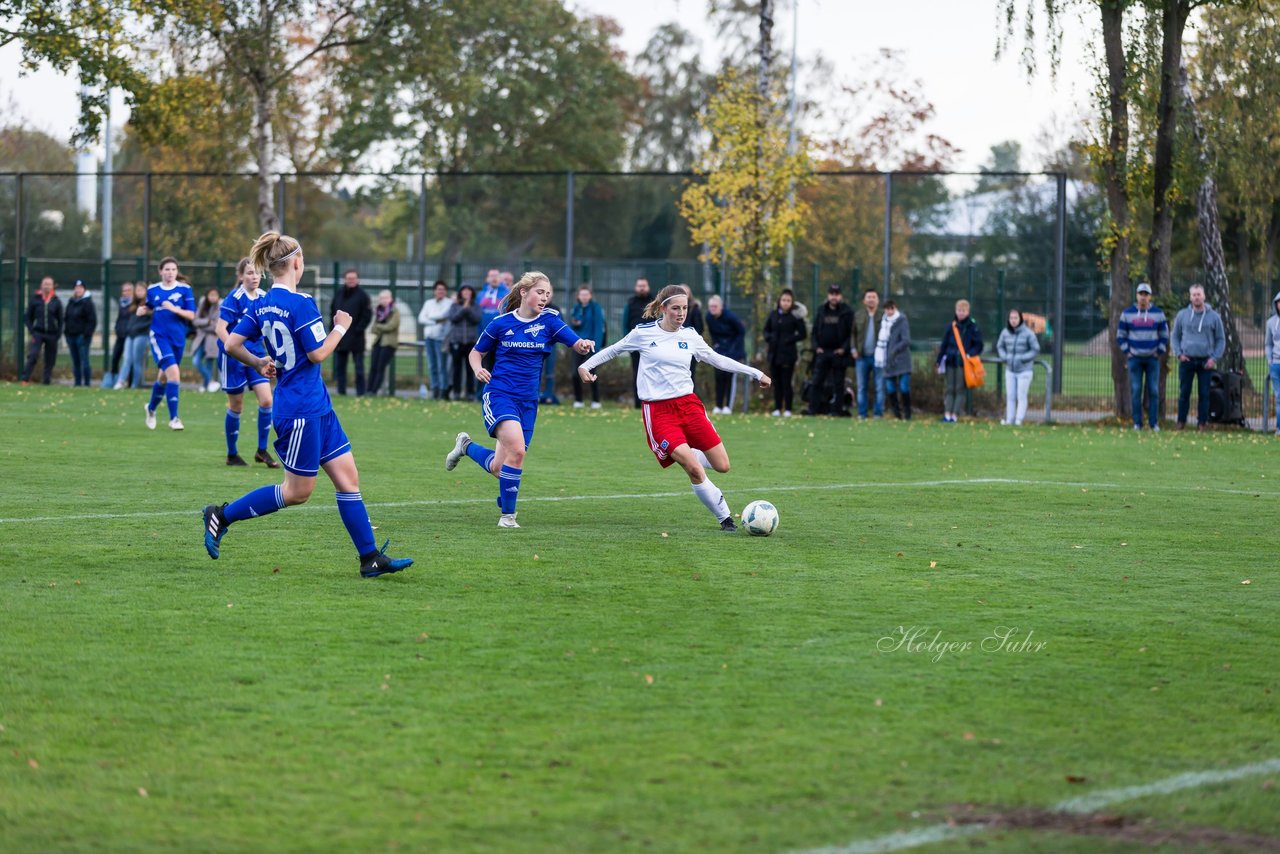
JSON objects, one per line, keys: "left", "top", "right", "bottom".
{"left": 417, "top": 280, "right": 453, "bottom": 400}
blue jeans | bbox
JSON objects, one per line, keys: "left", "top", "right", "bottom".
{"left": 883, "top": 373, "right": 910, "bottom": 395}
{"left": 1128, "top": 355, "right": 1160, "bottom": 428}
{"left": 856, "top": 357, "right": 884, "bottom": 417}
{"left": 193, "top": 349, "right": 214, "bottom": 387}
{"left": 67, "top": 333, "right": 92, "bottom": 386}
{"left": 424, "top": 338, "right": 447, "bottom": 398}
{"left": 539, "top": 347, "right": 560, "bottom": 403}
{"left": 1177, "top": 357, "right": 1211, "bottom": 425}
{"left": 1270, "top": 363, "right": 1280, "bottom": 431}
{"left": 119, "top": 335, "right": 150, "bottom": 388}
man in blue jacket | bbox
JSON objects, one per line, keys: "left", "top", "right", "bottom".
{"left": 1116, "top": 282, "right": 1169, "bottom": 431}
{"left": 1170, "top": 283, "right": 1225, "bottom": 431}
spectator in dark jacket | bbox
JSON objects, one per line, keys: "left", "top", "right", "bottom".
{"left": 331, "top": 268, "right": 373, "bottom": 395}
{"left": 446, "top": 285, "right": 482, "bottom": 400}
{"left": 64, "top": 278, "right": 97, "bottom": 387}
{"left": 108, "top": 282, "right": 135, "bottom": 381}
{"left": 936, "top": 299, "right": 983, "bottom": 422}
{"left": 806, "top": 284, "right": 855, "bottom": 416}
{"left": 876, "top": 301, "right": 912, "bottom": 419}
{"left": 21, "top": 276, "right": 64, "bottom": 384}
{"left": 570, "top": 285, "right": 606, "bottom": 408}
{"left": 764, "top": 288, "right": 806, "bottom": 416}
{"left": 622, "top": 277, "right": 651, "bottom": 407}
{"left": 706, "top": 295, "right": 747, "bottom": 414}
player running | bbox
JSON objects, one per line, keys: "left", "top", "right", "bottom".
{"left": 217, "top": 257, "right": 279, "bottom": 468}
{"left": 202, "top": 231, "right": 413, "bottom": 579}
{"left": 444, "top": 271, "right": 595, "bottom": 528}
{"left": 576, "top": 284, "right": 770, "bottom": 532}
{"left": 143, "top": 257, "right": 196, "bottom": 431}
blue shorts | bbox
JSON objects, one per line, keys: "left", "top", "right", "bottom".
{"left": 149, "top": 331, "right": 187, "bottom": 371}
{"left": 273, "top": 411, "right": 351, "bottom": 476}
{"left": 220, "top": 349, "right": 269, "bottom": 394}
{"left": 482, "top": 391, "right": 537, "bottom": 448}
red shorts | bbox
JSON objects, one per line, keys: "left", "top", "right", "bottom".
{"left": 641, "top": 393, "right": 723, "bottom": 468}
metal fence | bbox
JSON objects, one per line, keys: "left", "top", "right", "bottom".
{"left": 2, "top": 169, "right": 1275, "bottom": 425}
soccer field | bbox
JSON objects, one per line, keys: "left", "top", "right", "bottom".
{"left": 1, "top": 384, "right": 1277, "bottom": 852}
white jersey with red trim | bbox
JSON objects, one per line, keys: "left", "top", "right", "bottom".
{"left": 581, "top": 320, "right": 763, "bottom": 402}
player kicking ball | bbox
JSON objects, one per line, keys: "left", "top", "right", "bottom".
{"left": 576, "top": 284, "right": 769, "bottom": 532}
{"left": 202, "top": 231, "right": 413, "bottom": 579}
{"left": 444, "top": 271, "right": 594, "bottom": 528}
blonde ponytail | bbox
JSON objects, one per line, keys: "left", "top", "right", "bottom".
{"left": 642, "top": 285, "right": 688, "bottom": 319}
{"left": 249, "top": 231, "right": 302, "bottom": 278}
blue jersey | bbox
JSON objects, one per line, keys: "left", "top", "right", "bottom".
{"left": 474, "top": 309, "right": 578, "bottom": 401}
{"left": 218, "top": 285, "right": 267, "bottom": 357}
{"left": 232, "top": 285, "right": 332, "bottom": 419}
{"left": 147, "top": 282, "right": 196, "bottom": 342}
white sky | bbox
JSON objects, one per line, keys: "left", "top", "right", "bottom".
{"left": 0, "top": 0, "right": 1098, "bottom": 172}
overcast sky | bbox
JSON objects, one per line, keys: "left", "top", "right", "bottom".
{"left": 0, "top": 0, "right": 1097, "bottom": 172}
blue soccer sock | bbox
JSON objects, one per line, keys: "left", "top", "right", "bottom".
{"left": 498, "top": 465, "right": 522, "bottom": 514}
{"left": 257, "top": 406, "right": 272, "bottom": 451}
{"left": 336, "top": 491, "right": 377, "bottom": 556}
{"left": 466, "top": 441, "right": 496, "bottom": 475}
{"left": 165, "top": 382, "right": 180, "bottom": 419}
{"left": 224, "top": 484, "right": 285, "bottom": 524}
{"left": 147, "top": 381, "right": 164, "bottom": 413}
{"left": 225, "top": 410, "right": 241, "bottom": 455}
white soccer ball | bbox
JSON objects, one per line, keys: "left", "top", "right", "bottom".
{"left": 741, "top": 500, "right": 779, "bottom": 537}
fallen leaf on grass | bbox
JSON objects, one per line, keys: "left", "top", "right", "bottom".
{"left": 661, "top": 532, "right": 669, "bottom": 538}
{"left": 27, "top": 758, "right": 38, "bottom": 769}
{"left": 416, "top": 633, "right": 429, "bottom": 642}
{"left": 929, "top": 561, "right": 937, "bottom": 568}
{"left": 644, "top": 674, "right": 654, "bottom": 684}
{"left": 1241, "top": 579, "right": 1252, "bottom": 585}
{"left": 138, "top": 787, "right": 148, "bottom": 797}
{"left": 1065, "top": 775, "right": 1087, "bottom": 784}
{"left": 874, "top": 698, "right": 883, "bottom": 707}
{"left": 962, "top": 732, "right": 974, "bottom": 741}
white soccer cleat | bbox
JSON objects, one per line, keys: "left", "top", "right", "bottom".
{"left": 169, "top": 417, "right": 185, "bottom": 431}
{"left": 144, "top": 405, "right": 157, "bottom": 430}
{"left": 498, "top": 513, "right": 520, "bottom": 528}
{"left": 444, "top": 431, "right": 471, "bottom": 471}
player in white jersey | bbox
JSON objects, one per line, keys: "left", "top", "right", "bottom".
{"left": 578, "top": 284, "right": 770, "bottom": 532}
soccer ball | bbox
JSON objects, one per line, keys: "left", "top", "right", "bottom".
{"left": 740, "top": 500, "right": 779, "bottom": 537}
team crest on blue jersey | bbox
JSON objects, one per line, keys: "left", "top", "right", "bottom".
{"left": 678, "top": 341, "right": 689, "bottom": 349}
{"left": 525, "top": 323, "right": 546, "bottom": 337}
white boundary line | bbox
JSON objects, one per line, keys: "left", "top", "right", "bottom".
{"left": 793, "top": 757, "right": 1280, "bottom": 854}
{"left": 3, "top": 476, "right": 1277, "bottom": 525}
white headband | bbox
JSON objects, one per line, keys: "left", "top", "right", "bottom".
{"left": 273, "top": 244, "right": 301, "bottom": 265}
{"left": 661, "top": 293, "right": 686, "bottom": 305}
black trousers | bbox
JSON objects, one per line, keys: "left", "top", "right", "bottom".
{"left": 22, "top": 332, "right": 58, "bottom": 384}
{"left": 772, "top": 361, "right": 796, "bottom": 411}
{"left": 808, "top": 351, "right": 847, "bottom": 414}
{"left": 110, "top": 334, "right": 126, "bottom": 374}
{"left": 334, "top": 349, "right": 366, "bottom": 396}
{"left": 572, "top": 350, "right": 600, "bottom": 403}
{"left": 450, "top": 343, "right": 475, "bottom": 399}
{"left": 367, "top": 345, "right": 396, "bottom": 396}
{"left": 714, "top": 369, "right": 733, "bottom": 408}
{"left": 629, "top": 351, "right": 642, "bottom": 408}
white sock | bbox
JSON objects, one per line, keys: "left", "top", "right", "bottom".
{"left": 691, "top": 477, "right": 730, "bottom": 522}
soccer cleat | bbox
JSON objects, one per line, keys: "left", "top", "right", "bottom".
{"left": 169, "top": 417, "right": 185, "bottom": 431}
{"left": 590, "top": 401, "right": 602, "bottom": 409}
{"left": 719, "top": 516, "right": 738, "bottom": 533}
{"left": 254, "top": 449, "right": 280, "bottom": 469}
{"left": 359, "top": 538, "right": 414, "bottom": 578}
{"left": 144, "top": 405, "right": 157, "bottom": 430}
{"left": 202, "top": 503, "right": 229, "bottom": 559}
{"left": 444, "top": 431, "right": 471, "bottom": 471}
{"left": 498, "top": 513, "right": 521, "bottom": 529}
{"left": 226, "top": 454, "right": 249, "bottom": 467}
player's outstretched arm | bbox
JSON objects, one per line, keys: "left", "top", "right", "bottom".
{"left": 693, "top": 339, "right": 769, "bottom": 386}
{"left": 226, "top": 332, "right": 275, "bottom": 377}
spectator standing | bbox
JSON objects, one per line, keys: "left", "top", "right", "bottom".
{"left": 116, "top": 289, "right": 151, "bottom": 388}
{"left": 805, "top": 284, "right": 854, "bottom": 416}
{"left": 763, "top": 288, "right": 806, "bottom": 416}
{"left": 1116, "top": 282, "right": 1169, "bottom": 431}
{"left": 996, "top": 308, "right": 1040, "bottom": 426}
{"left": 684, "top": 290, "right": 705, "bottom": 386}
{"left": 476, "top": 269, "right": 510, "bottom": 400}
{"left": 706, "top": 294, "right": 747, "bottom": 414}
{"left": 107, "top": 282, "right": 135, "bottom": 384}
{"left": 852, "top": 288, "right": 883, "bottom": 418}
{"left": 622, "top": 277, "right": 652, "bottom": 407}
{"left": 446, "top": 285, "right": 482, "bottom": 400}
{"left": 877, "top": 300, "right": 912, "bottom": 420}
{"left": 21, "top": 276, "right": 64, "bottom": 385}
{"left": 417, "top": 280, "right": 452, "bottom": 399}
{"left": 570, "top": 285, "right": 606, "bottom": 409}
{"left": 539, "top": 299, "right": 564, "bottom": 405}
{"left": 64, "top": 278, "right": 97, "bottom": 387}
{"left": 367, "top": 290, "right": 400, "bottom": 396}
{"left": 331, "top": 268, "right": 372, "bottom": 396}
{"left": 192, "top": 287, "right": 222, "bottom": 392}
{"left": 1266, "top": 291, "right": 1280, "bottom": 435}
{"left": 1170, "top": 283, "right": 1225, "bottom": 431}
{"left": 936, "top": 299, "right": 983, "bottom": 423}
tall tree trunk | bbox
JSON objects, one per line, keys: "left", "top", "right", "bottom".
{"left": 254, "top": 78, "right": 279, "bottom": 233}
{"left": 1147, "top": 0, "right": 1192, "bottom": 297}
{"left": 1179, "top": 65, "right": 1247, "bottom": 379}
{"left": 1101, "top": 0, "right": 1133, "bottom": 418}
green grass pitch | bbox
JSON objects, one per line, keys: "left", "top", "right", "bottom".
{"left": 1, "top": 383, "right": 1277, "bottom": 852}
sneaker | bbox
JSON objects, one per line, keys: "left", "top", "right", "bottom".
{"left": 254, "top": 449, "right": 281, "bottom": 469}
{"left": 783, "top": 410, "right": 792, "bottom": 417}
{"left": 444, "top": 431, "right": 471, "bottom": 471}
{"left": 202, "top": 503, "right": 228, "bottom": 559}
{"left": 1133, "top": 425, "right": 1140, "bottom": 431}
{"left": 113, "top": 381, "right": 125, "bottom": 390}
{"left": 207, "top": 380, "right": 221, "bottom": 393}
{"left": 719, "top": 516, "right": 738, "bottom": 533}
{"left": 169, "top": 417, "right": 185, "bottom": 431}
{"left": 591, "top": 401, "right": 602, "bottom": 409}
{"left": 1153, "top": 426, "right": 1161, "bottom": 432}
{"left": 226, "top": 454, "right": 248, "bottom": 467}
{"left": 771, "top": 409, "right": 782, "bottom": 417}
{"left": 573, "top": 401, "right": 584, "bottom": 409}
{"left": 359, "top": 538, "right": 414, "bottom": 578}
{"left": 498, "top": 513, "right": 521, "bottom": 528}
{"left": 145, "top": 405, "right": 157, "bottom": 430}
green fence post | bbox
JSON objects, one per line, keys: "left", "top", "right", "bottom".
{"left": 454, "top": 262, "right": 462, "bottom": 290}
{"left": 135, "top": 257, "right": 144, "bottom": 284}
{"left": 101, "top": 259, "right": 112, "bottom": 373}
{"left": 851, "top": 267, "right": 861, "bottom": 291}
{"left": 581, "top": 263, "right": 590, "bottom": 284}
{"left": 388, "top": 259, "right": 397, "bottom": 397}
{"left": 996, "top": 269, "right": 1005, "bottom": 400}
{"left": 810, "top": 263, "right": 820, "bottom": 314}
{"left": 215, "top": 259, "right": 224, "bottom": 290}
{"left": 14, "top": 256, "right": 27, "bottom": 370}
